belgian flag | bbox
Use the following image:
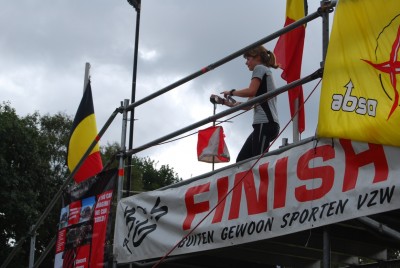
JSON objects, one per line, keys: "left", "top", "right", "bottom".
{"left": 274, "top": 0, "right": 307, "bottom": 133}
{"left": 67, "top": 81, "right": 103, "bottom": 183}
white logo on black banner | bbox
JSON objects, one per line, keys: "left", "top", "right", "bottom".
{"left": 122, "top": 197, "right": 168, "bottom": 254}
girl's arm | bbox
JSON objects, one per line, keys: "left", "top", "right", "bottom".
{"left": 221, "top": 77, "right": 261, "bottom": 98}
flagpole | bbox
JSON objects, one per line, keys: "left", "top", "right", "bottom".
{"left": 212, "top": 103, "right": 217, "bottom": 171}
{"left": 292, "top": 99, "right": 299, "bottom": 143}
{"left": 83, "top": 62, "right": 91, "bottom": 93}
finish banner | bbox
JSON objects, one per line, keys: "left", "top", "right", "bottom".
{"left": 54, "top": 168, "right": 117, "bottom": 268}
{"left": 114, "top": 138, "right": 400, "bottom": 263}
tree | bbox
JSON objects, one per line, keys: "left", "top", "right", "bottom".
{"left": 100, "top": 142, "right": 182, "bottom": 193}
{"left": 139, "top": 158, "right": 181, "bottom": 191}
{"left": 0, "top": 102, "right": 72, "bottom": 267}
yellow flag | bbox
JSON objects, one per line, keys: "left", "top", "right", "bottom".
{"left": 317, "top": 0, "right": 400, "bottom": 146}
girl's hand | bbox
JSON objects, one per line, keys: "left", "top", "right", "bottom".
{"left": 220, "top": 89, "right": 236, "bottom": 98}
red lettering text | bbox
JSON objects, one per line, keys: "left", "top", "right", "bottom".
{"left": 183, "top": 183, "right": 210, "bottom": 230}
{"left": 273, "top": 157, "right": 288, "bottom": 208}
{"left": 212, "top": 176, "right": 229, "bottom": 223}
{"left": 295, "top": 145, "right": 335, "bottom": 201}
{"left": 228, "top": 166, "right": 268, "bottom": 220}
{"left": 340, "top": 139, "right": 388, "bottom": 192}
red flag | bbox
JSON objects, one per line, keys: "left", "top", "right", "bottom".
{"left": 274, "top": 0, "right": 307, "bottom": 133}
{"left": 197, "top": 126, "right": 230, "bottom": 163}
{"left": 67, "top": 81, "right": 103, "bottom": 183}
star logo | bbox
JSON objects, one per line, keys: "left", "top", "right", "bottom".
{"left": 362, "top": 16, "right": 400, "bottom": 120}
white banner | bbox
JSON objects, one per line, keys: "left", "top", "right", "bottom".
{"left": 114, "top": 138, "right": 400, "bottom": 263}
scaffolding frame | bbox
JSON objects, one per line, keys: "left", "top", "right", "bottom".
{"left": 1, "top": 2, "right": 334, "bottom": 267}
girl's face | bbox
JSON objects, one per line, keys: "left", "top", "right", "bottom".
{"left": 245, "top": 55, "right": 261, "bottom": 71}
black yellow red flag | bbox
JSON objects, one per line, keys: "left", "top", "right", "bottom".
{"left": 318, "top": 0, "right": 400, "bottom": 146}
{"left": 67, "top": 81, "right": 103, "bottom": 183}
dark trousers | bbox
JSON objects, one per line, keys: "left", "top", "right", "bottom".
{"left": 236, "top": 122, "right": 279, "bottom": 163}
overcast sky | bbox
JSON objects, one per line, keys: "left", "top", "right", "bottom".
{"left": 1, "top": 1, "right": 334, "bottom": 180}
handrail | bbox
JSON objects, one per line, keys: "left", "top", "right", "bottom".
{"left": 125, "top": 69, "right": 323, "bottom": 156}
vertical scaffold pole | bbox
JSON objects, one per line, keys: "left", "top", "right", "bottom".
{"left": 115, "top": 99, "right": 129, "bottom": 268}
{"left": 126, "top": 0, "right": 141, "bottom": 198}
{"left": 212, "top": 103, "right": 217, "bottom": 171}
{"left": 321, "top": 2, "right": 331, "bottom": 64}
{"left": 323, "top": 227, "right": 331, "bottom": 268}
{"left": 28, "top": 225, "right": 36, "bottom": 268}
{"left": 321, "top": 1, "right": 332, "bottom": 268}
{"left": 117, "top": 99, "right": 130, "bottom": 202}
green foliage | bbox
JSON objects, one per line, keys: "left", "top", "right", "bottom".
{"left": 0, "top": 102, "right": 72, "bottom": 267}
{"left": 139, "top": 158, "right": 182, "bottom": 191}
{"left": 100, "top": 142, "right": 182, "bottom": 193}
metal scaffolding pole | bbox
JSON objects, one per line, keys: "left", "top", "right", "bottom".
{"left": 126, "top": 0, "right": 141, "bottom": 197}
{"left": 28, "top": 225, "right": 36, "bottom": 268}
{"left": 320, "top": 1, "right": 335, "bottom": 268}
{"left": 117, "top": 99, "right": 130, "bottom": 202}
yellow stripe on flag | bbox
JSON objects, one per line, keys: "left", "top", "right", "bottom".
{"left": 317, "top": 0, "right": 400, "bottom": 146}
{"left": 68, "top": 114, "right": 101, "bottom": 173}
